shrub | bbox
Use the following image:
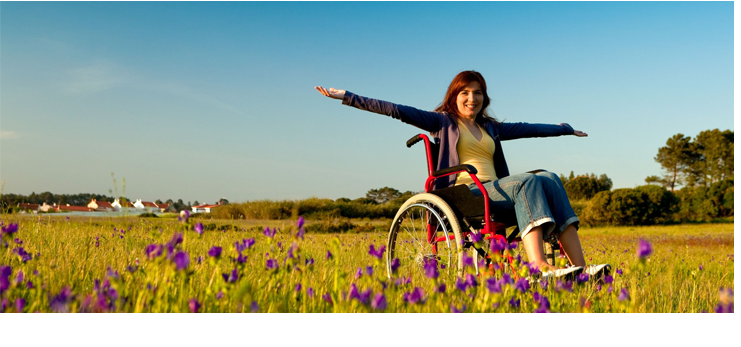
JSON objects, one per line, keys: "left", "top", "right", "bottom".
{"left": 582, "top": 186, "right": 678, "bottom": 226}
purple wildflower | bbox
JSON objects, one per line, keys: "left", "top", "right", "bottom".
{"left": 266, "top": 258, "right": 278, "bottom": 270}
{"left": 26, "top": 281, "right": 34, "bottom": 289}
{"left": 50, "top": 286, "right": 73, "bottom": 312}
{"left": 577, "top": 272, "right": 590, "bottom": 284}
{"left": 15, "top": 298, "right": 25, "bottom": 312}
{"left": 604, "top": 275, "right": 614, "bottom": 284}
{"left": 194, "top": 223, "right": 204, "bottom": 236}
{"left": 455, "top": 277, "right": 468, "bottom": 292}
{"left": 208, "top": 246, "right": 222, "bottom": 258}
{"left": 424, "top": 258, "right": 439, "bottom": 279}
{"left": 501, "top": 273, "right": 514, "bottom": 285}
{"left": 366, "top": 266, "right": 374, "bottom": 277}
{"left": 14, "top": 238, "right": 22, "bottom": 245}
{"left": 222, "top": 268, "right": 238, "bottom": 283}
{"left": 616, "top": 269, "right": 624, "bottom": 276}
{"left": 15, "top": 270, "right": 24, "bottom": 284}
{"left": 295, "top": 283, "right": 302, "bottom": 292}
{"left": 486, "top": 277, "right": 502, "bottom": 293}
{"left": 13, "top": 247, "right": 32, "bottom": 262}
{"left": 465, "top": 273, "right": 478, "bottom": 288}
{"left": 371, "top": 293, "right": 387, "bottom": 311}
{"left": 556, "top": 280, "right": 573, "bottom": 293}
{"left": 296, "top": 217, "right": 306, "bottom": 240}
{"left": 189, "top": 298, "right": 201, "bottom": 313}
{"left": 489, "top": 238, "right": 507, "bottom": 253}
{"left": 470, "top": 231, "right": 483, "bottom": 244}
{"left": 451, "top": 303, "right": 466, "bottom": 313}
{"left": 699, "top": 265, "right": 703, "bottom": 271}
{"left": 173, "top": 251, "right": 190, "bottom": 270}
{"left": 145, "top": 244, "right": 163, "bottom": 259}
{"left": 509, "top": 297, "right": 520, "bottom": 308}
{"left": 534, "top": 294, "right": 551, "bottom": 313}
{"left": 355, "top": 268, "right": 363, "bottom": 279}
{"left": 307, "top": 287, "right": 314, "bottom": 298}
{"left": 403, "top": 287, "right": 425, "bottom": 305}
{"left": 368, "top": 244, "right": 386, "bottom": 259}
{"left": 169, "top": 233, "right": 184, "bottom": 246}
{"left": 390, "top": 258, "right": 400, "bottom": 274}
{"left": 325, "top": 250, "right": 333, "bottom": 260}
{"left": 515, "top": 278, "right": 530, "bottom": 293}
{"left": 263, "top": 227, "right": 277, "bottom": 238}
{"left": 250, "top": 301, "right": 259, "bottom": 313}
{"left": 216, "top": 291, "right": 224, "bottom": 299}
{"left": 539, "top": 279, "right": 548, "bottom": 291}
{"left": 637, "top": 239, "right": 652, "bottom": 259}
{"left": 322, "top": 293, "right": 333, "bottom": 305}
{"left": 126, "top": 265, "right": 138, "bottom": 273}
{"left": 395, "top": 276, "right": 412, "bottom": 286}
{"left": 462, "top": 253, "right": 474, "bottom": 268}
{"left": 1, "top": 223, "right": 18, "bottom": 236}
{"left": 437, "top": 283, "right": 446, "bottom": 294}
{"left": 0, "top": 266, "right": 10, "bottom": 294}
{"left": 305, "top": 258, "right": 315, "bottom": 266}
{"left": 618, "top": 287, "right": 630, "bottom": 301}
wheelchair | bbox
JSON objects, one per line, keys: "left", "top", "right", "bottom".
{"left": 386, "top": 134, "right": 565, "bottom": 279}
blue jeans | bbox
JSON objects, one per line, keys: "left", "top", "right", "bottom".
{"left": 467, "top": 171, "right": 579, "bottom": 238}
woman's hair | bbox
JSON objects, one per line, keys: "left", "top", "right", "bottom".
{"left": 434, "top": 70, "right": 498, "bottom": 125}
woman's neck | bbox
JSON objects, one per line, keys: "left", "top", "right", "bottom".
{"left": 458, "top": 116, "right": 477, "bottom": 127}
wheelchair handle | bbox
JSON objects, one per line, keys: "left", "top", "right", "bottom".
{"left": 432, "top": 164, "right": 478, "bottom": 177}
{"left": 406, "top": 134, "right": 424, "bottom": 148}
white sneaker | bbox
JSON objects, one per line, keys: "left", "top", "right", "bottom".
{"left": 542, "top": 266, "right": 584, "bottom": 281}
{"left": 584, "top": 264, "right": 611, "bottom": 279}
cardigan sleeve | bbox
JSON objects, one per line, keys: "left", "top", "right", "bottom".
{"left": 342, "top": 91, "right": 444, "bottom": 133}
{"left": 497, "top": 122, "right": 575, "bottom": 141}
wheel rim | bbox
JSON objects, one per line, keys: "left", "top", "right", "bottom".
{"left": 387, "top": 202, "right": 454, "bottom": 279}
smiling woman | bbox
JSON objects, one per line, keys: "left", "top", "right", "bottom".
{"left": 315, "top": 70, "right": 603, "bottom": 278}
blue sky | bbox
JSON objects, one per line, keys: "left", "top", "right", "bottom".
{"left": 0, "top": 2, "right": 734, "bottom": 204}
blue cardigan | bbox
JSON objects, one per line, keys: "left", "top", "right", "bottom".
{"left": 342, "top": 91, "right": 575, "bottom": 190}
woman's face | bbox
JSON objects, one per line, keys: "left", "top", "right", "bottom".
{"left": 455, "top": 81, "right": 484, "bottom": 119}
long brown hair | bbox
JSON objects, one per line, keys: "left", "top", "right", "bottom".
{"left": 434, "top": 70, "right": 498, "bottom": 125}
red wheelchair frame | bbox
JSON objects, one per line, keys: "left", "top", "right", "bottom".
{"left": 407, "top": 133, "right": 565, "bottom": 274}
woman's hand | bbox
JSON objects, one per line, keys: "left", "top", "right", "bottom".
{"left": 559, "top": 123, "right": 588, "bottom": 137}
{"left": 314, "top": 86, "right": 346, "bottom": 100}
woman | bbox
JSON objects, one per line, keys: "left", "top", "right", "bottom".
{"left": 315, "top": 70, "right": 608, "bottom": 279}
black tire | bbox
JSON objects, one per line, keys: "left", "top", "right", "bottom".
{"left": 386, "top": 193, "right": 463, "bottom": 279}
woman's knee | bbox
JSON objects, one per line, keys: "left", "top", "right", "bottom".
{"left": 535, "top": 171, "right": 561, "bottom": 183}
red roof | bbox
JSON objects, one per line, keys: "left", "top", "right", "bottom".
{"left": 158, "top": 203, "right": 170, "bottom": 209}
{"left": 96, "top": 201, "right": 113, "bottom": 208}
{"left": 59, "top": 205, "right": 92, "bottom": 212}
{"left": 193, "top": 204, "right": 220, "bottom": 209}
{"left": 142, "top": 201, "right": 158, "bottom": 208}
{"left": 19, "top": 203, "right": 40, "bottom": 210}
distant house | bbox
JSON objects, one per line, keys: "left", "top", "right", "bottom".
{"left": 192, "top": 203, "right": 221, "bottom": 213}
{"left": 111, "top": 199, "right": 135, "bottom": 212}
{"left": 57, "top": 204, "right": 93, "bottom": 212}
{"left": 39, "top": 202, "right": 55, "bottom": 212}
{"left": 133, "top": 199, "right": 171, "bottom": 213}
{"left": 18, "top": 203, "right": 40, "bottom": 212}
{"left": 87, "top": 199, "right": 113, "bottom": 212}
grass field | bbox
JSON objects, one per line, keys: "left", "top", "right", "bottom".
{"left": 0, "top": 214, "right": 733, "bottom": 313}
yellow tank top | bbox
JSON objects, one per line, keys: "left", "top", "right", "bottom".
{"left": 455, "top": 119, "right": 497, "bottom": 186}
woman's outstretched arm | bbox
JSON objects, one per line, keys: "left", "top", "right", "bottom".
{"left": 314, "top": 86, "right": 445, "bottom": 133}
{"left": 498, "top": 122, "right": 587, "bottom": 140}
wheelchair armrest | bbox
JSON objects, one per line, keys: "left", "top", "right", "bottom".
{"left": 406, "top": 134, "right": 424, "bottom": 148}
{"left": 433, "top": 164, "right": 478, "bottom": 177}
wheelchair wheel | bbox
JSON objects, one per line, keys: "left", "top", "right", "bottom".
{"left": 386, "top": 193, "right": 463, "bottom": 279}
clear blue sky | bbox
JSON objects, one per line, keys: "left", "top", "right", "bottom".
{"left": 0, "top": 1, "right": 734, "bottom": 204}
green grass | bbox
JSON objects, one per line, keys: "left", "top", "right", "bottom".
{"left": 0, "top": 215, "right": 733, "bottom": 313}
